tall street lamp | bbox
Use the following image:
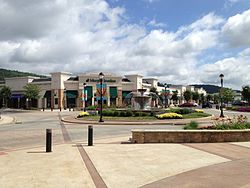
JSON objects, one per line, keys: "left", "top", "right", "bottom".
{"left": 99, "top": 72, "right": 104, "bottom": 122}
{"left": 219, "top": 74, "right": 224, "bottom": 118}
{"left": 164, "top": 83, "right": 167, "bottom": 108}
{"left": 64, "top": 88, "right": 67, "bottom": 110}
{"left": 83, "top": 83, "right": 86, "bottom": 112}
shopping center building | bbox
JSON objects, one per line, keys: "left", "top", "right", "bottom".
{"left": 0, "top": 72, "right": 207, "bottom": 109}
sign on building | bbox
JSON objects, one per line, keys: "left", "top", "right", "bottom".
{"left": 96, "top": 83, "right": 107, "bottom": 100}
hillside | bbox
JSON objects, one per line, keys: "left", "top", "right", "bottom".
{"left": 191, "top": 84, "right": 222, "bottom": 94}
{"left": 0, "top": 68, "right": 46, "bottom": 81}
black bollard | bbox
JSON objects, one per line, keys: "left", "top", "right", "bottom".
{"left": 42, "top": 107, "right": 45, "bottom": 111}
{"left": 46, "top": 129, "right": 52, "bottom": 152}
{"left": 88, "top": 125, "right": 93, "bottom": 146}
{"left": 60, "top": 107, "right": 61, "bottom": 111}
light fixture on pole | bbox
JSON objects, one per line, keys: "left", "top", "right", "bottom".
{"left": 219, "top": 74, "right": 224, "bottom": 118}
{"left": 83, "top": 83, "right": 86, "bottom": 112}
{"left": 99, "top": 72, "right": 104, "bottom": 122}
{"left": 164, "top": 83, "right": 167, "bottom": 108}
{"left": 64, "top": 88, "right": 67, "bottom": 110}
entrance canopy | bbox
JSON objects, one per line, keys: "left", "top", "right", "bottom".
{"left": 11, "top": 94, "right": 24, "bottom": 99}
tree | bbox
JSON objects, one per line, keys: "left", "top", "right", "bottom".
{"left": 192, "top": 91, "right": 200, "bottom": 103}
{"left": 206, "top": 94, "right": 213, "bottom": 102}
{"left": 183, "top": 90, "right": 192, "bottom": 102}
{"left": 200, "top": 93, "right": 205, "bottom": 103}
{"left": 213, "top": 94, "right": 219, "bottom": 104}
{"left": 0, "top": 86, "right": 11, "bottom": 107}
{"left": 149, "top": 87, "right": 158, "bottom": 95}
{"left": 24, "top": 84, "right": 41, "bottom": 109}
{"left": 222, "top": 88, "right": 234, "bottom": 106}
{"left": 241, "top": 85, "right": 250, "bottom": 103}
{"left": 171, "top": 90, "right": 179, "bottom": 104}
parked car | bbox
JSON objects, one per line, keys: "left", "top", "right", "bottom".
{"left": 178, "top": 103, "right": 198, "bottom": 107}
{"left": 202, "top": 102, "right": 212, "bottom": 108}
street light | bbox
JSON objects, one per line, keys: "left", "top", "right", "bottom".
{"left": 219, "top": 74, "right": 224, "bottom": 118}
{"left": 99, "top": 72, "right": 104, "bottom": 122}
{"left": 164, "top": 83, "right": 168, "bottom": 108}
{"left": 83, "top": 83, "right": 86, "bottom": 112}
{"left": 64, "top": 88, "right": 67, "bottom": 110}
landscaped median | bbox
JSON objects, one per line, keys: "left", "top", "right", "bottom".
{"left": 61, "top": 108, "right": 212, "bottom": 125}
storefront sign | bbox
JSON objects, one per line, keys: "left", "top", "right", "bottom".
{"left": 86, "top": 78, "right": 116, "bottom": 83}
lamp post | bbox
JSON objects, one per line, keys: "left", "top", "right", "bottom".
{"left": 64, "top": 88, "right": 66, "bottom": 110}
{"left": 83, "top": 83, "right": 86, "bottom": 112}
{"left": 99, "top": 72, "right": 104, "bottom": 122}
{"left": 164, "top": 83, "right": 167, "bottom": 108}
{"left": 219, "top": 74, "right": 224, "bottom": 118}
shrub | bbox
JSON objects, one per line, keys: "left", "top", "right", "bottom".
{"left": 119, "top": 111, "right": 126, "bottom": 117}
{"left": 77, "top": 111, "right": 90, "bottom": 118}
{"left": 236, "top": 107, "right": 250, "bottom": 112}
{"left": 113, "top": 111, "right": 120, "bottom": 117}
{"left": 125, "top": 110, "right": 133, "bottom": 117}
{"left": 140, "top": 112, "right": 148, "bottom": 116}
{"left": 86, "top": 106, "right": 98, "bottom": 110}
{"left": 156, "top": 113, "right": 183, "bottom": 119}
{"left": 170, "top": 108, "right": 192, "bottom": 114}
{"left": 102, "top": 110, "right": 114, "bottom": 116}
{"left": 184, "top": 121, "right": 199, "bottom": 130}
{"left": 134, "top": 112, "right": 140, "bottom": 116}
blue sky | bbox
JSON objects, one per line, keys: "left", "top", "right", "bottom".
{"left": 0, "top": 0, "right": 249, "bottom": 89}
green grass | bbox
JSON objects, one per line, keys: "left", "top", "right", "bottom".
{"left": 214, "top": 122, "right": 250, "bottom": 130}
{"left": 182, "top": 112, "right": 211, "bottom": 119}
{"left": 184, "top": 121, "right": 199, "bottom": 130}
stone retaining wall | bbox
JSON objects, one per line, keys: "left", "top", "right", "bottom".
{"left": 132, "top": 129, "right": 250, "bottom": 143}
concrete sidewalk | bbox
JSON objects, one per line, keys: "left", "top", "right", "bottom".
{"left": 2, "top": 136, "right": 250, "bottom": 188}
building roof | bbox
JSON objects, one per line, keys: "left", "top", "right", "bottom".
{"left": 122, "top": 78, "right": 131, "bottom": 82}
{"left": 32, "top": 78, "right": 51, "bottom": 83}
{"left": 67, "top": 76, "right": 79, "bottom": 81}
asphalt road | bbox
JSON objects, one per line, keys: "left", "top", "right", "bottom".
{"left": 0, "top": 110, "right": 180, "bottom": 151}
{"left": 0, "top": 108, "right": 249, "bottom": 152}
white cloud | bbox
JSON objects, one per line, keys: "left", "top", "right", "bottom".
{"left": 147, "top": 19, "right": 166, "bottom": 28}
{"left": 222, "top": 9, "right": 250, "bottom": 47}
{"left": 0, "top": 0, "right": 249, "bottom": 89}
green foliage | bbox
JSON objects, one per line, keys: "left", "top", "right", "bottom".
{"left": 183, "top": 90, "right": 192, "bottom": 102}
{"left": 0, "top": 86, "right": 11, "bottom": 107}
{"left": 0, "top": 86, "right": 11, "bottom": 99}
{"left": 222, "top": 88, "right": 234, "bottom": 105}
{"left": 0, "top": 68, "right": 46, "bottom": 81}
{"left": 149, "top": 87, "right": 158, "bottom": 95}
{"left": 171, "top": 90, "right": 179, "bottom": 102}
{"left": 86, "top": 106, "right": 98, "bottom": 110}
{"left": 206, "top": 94, "right": 213, "bottom": 102}
{"left": 213, "top": 94, "right": 220, "bottom": 104}
{"left": 119, "top": 111, "right": 126, "bottom": 117}
{"left": 192, "top": 92, "right": 200, "bottom": 102}
{"left": 113, "top": 111, "right": 120, "bottom": 116}
{"left": 182, "top": 112, "right": 211, "bottom": 119}
{"left": 214, "top": 122, "right": 250, "bottom": 130}
{"left": 241, "top": 85, "right": 250, "bottom": 103}
{"left": 102, "top": 110, "right": 114, "bottom": 116}
{"left": 125, "top": 110, "right": 133, "bottom": 117}
{"left": 170, "top": 108, "right": 192, "bottom": 114}
{"left": 23, "top": 84, "right": 41, "bottom": 100}
{"left": 184, "top": 121, "right": 199, "bottom": 130}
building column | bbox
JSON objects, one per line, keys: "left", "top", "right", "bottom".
{"left": 117, "top": 90, "right": 123, "bottom": 107}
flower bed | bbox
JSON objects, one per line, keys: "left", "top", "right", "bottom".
{"left": 156, "top": 112, "right": 183, "bottom": 119}
{"left": 77, "top": 111, "right": 90, "bottom": 118}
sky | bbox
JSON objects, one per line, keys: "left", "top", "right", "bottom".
{"left": 0, "top": 0, "right": 250, "bottom": 89}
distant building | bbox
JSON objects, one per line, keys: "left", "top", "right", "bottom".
{"left": 0, "top": 72, "right": 208, "bottom": 109}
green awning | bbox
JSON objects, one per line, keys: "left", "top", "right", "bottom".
{"left": 66, "top": 90, "right": 78, "bottom": 98}
{"left": 122, "top": 91, "right": 132, "bottom": 98}
{"left": 85, "top": 86, "right": 93, "bottom": 98}
{"left": 110, "top": 87, "right": 118, "bottom": 98}
{"left": 44, "top": 91, "right": 51, "bottom": 98}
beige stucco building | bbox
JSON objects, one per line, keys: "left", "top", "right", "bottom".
{"left": 0, "top": 72, "right": 207, "bottom": 109}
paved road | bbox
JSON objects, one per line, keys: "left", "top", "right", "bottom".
{"left": 0, "top": 110, "right": 181, "bottom": 151}
{"left": 203, "top": 108, "right": 250, "bottom": 121}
